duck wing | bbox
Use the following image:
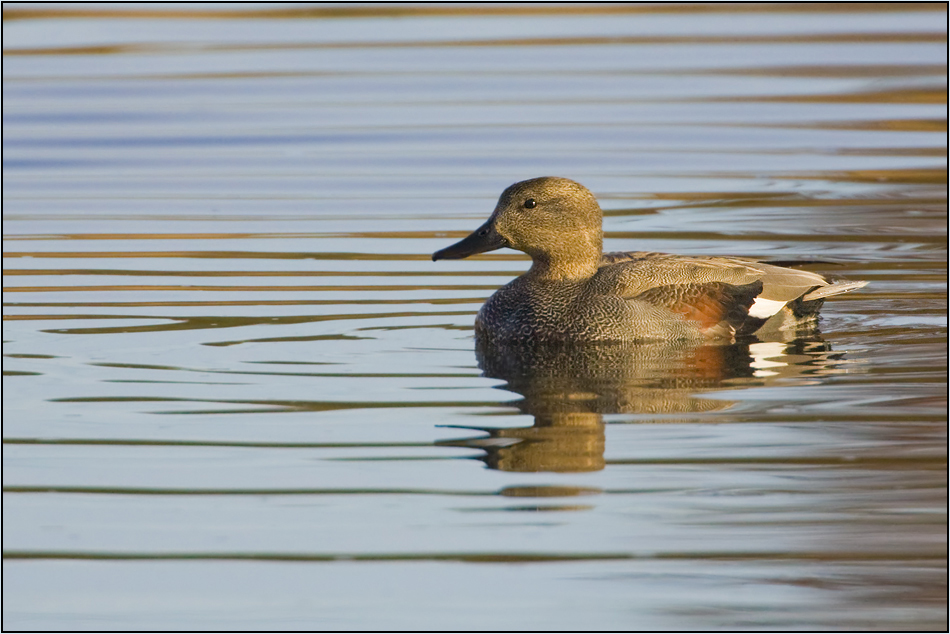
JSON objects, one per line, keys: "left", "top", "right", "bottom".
{"left": 633, "top": 279, "right": 763, "bottom": 338}
{"left": 597, "top": 252, "right": 866, "bottom": 337}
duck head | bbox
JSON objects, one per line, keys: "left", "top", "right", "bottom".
{"left": 432, "top": 177, "right": 604, "bottom": 277}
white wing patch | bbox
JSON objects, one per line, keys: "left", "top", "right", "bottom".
{"left": 748, "top": 296, "right": 787, "bottom": 319}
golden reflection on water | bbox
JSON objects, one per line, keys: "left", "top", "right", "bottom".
{"left": 443, "top": 336, "right": 848, "bottom": 473}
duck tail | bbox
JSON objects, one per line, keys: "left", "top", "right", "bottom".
{"left": 802, "top": 280, "right": 868, "bottom": 302}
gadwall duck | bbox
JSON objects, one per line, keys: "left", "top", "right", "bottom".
{"left": 432, "top": 177, "right": 867, "bottom": 343}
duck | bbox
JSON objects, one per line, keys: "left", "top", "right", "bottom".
{"left": 432, "top": 177, "right": 867, "bottom": 344}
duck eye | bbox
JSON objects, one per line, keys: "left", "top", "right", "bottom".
{"left": 523, "top": 198, "right": 537, "bottom": 209}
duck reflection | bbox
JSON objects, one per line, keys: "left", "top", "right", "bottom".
{"left": 441, "top": 335, "right": 844, "bottom": 473}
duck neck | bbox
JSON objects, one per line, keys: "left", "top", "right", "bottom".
{"left": 527, "top": 251, "right": 600, "bottom": 281}
{"left": 519, "top": 226, "right": 603, "bottom": 281}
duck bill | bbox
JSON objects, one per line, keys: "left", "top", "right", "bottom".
{"left": 432, "top": 219, "right": 508, "bottom": 261}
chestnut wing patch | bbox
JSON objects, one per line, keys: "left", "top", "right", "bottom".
{"left": 633, "top": 280, "right": 764, "bottom": 333}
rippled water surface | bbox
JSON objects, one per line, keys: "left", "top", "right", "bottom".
{"left": 3, "top": 4, "right": 947, "bottom": 630}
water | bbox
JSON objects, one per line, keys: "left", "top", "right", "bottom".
{"left": 2, "top": 4, "right": 947, "bottom": 630}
